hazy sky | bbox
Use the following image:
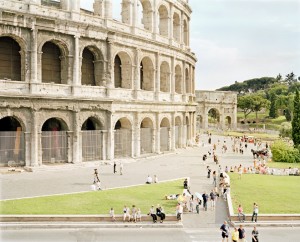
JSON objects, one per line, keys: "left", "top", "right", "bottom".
{"left": 81, "top": 0, "right": 300, "bottom": 90}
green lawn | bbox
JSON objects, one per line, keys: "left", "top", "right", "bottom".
{"left": 229, "top": 173, "right": 300, "bottom": 214}
{"left": 0, "top": 180, "right": 183, "bottom": 215}
{"left": 267, "top": 161, "right": 300, "bottom": 169}
{"left": 220, "top": 131, "right": 279, "bottom": 140}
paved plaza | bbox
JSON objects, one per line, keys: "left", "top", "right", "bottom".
{"left": 2, "top": 134, "right": 298, "bottom": 242}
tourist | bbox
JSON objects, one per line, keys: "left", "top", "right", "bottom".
{"left": 207, "top": 166, "right": 211, "bottom": 178}
{"left": 238, "top": 224, "right": 246, "bottom": 242}
{"left": 93, "top": 168, "right": 100, "bottom": 183}
{"left": 146, "top": 175, "right": 153, "bottom": 184}
{"left": 237, "top": 204, "right": 245, "bottom": 222}
{"left": 131, "top": 205, "right": 137, "bottom": 222}
{"left": 220, "top": 220, "right": 229, "bottom": 242}
{"left": 154, "top": 175, "right": 158, "bottom": 183}
{"left": 123, "top": 205, "right": 130, "bottom": 222}
{"left": 120, "top": 163, "right": 123, "bottom": 175}
{"left": 252, "top": 226, "right": 259, "bottom": 242}
{"left": 109, "top": 207, "right": 116, "bottom": 222}
{"left": 231, "top": 227, "right": 239, "bottom": 242}
{"left": 176, "top": 203, "right": 183, "bottom": 222}
{"left": 238, "top": 166, "right": 243, "bottom": 180}
{"left": 212, "top": 171, "right": 217, "bottom": 187}
{"left": 156, "top": 205, "right": 165, "bottom": 223}
{"left": 148, "top": 205, "right": 157, "bottom": 223}
{"left": 113, "top": 162, "right": 116, "bottom": 174}
{"left": 210, "top": 190, "right": 216, "bottom": 211}
{"left": 136, "top": 208, "right": 142, "bottom": 222}
{"left": 251, "top": 203, "right": 259, "bottom": 222}
{"left": 202, "top": 191, "right": 208, "bottom": 211}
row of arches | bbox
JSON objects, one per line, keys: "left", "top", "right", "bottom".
{"left": 0, "top": 36, "right": 194, "bottom": 94}
{"left": 100, "top": 0, "right": 190, "bottom": 45}
{"left": 0, "top": 114, "right": 192, "bottom": 166}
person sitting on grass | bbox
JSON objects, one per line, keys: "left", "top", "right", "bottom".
{"left": 146, "top": 175, "right": 153, "bottom": 184}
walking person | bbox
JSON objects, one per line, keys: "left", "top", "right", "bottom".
{"left": 252, "top": 226, "right": 259, "bottom": 242}
{"left": 231, "top": 227, "right": 239, "bottom": 242}
{"left": 176, "top": 203, "right": 183, "bottom": 222}
{"left": 93, "top": 168, "right": 100, "bottom": 183}
{"left": 207, "top": 166, "right": 211, "bottom": 178}
{"left": 237, "top": 204, "right": 246, "bottom": 222}
{"left": 120, "top": 162, "right": 123, "bottom": 175}
{"left": 238, "top": 224, "right": 246, "bottom": 242}
{"left": 202, "top": 191, "right": 208, "bottom": 211}
{"left": 212, "top": 171, "right": 217, "bottom": 187}
{"left": 113, "top": 162, "right": 116, "bottom": 174}
{"left": 220, "top": 220, "right": 229, "bottom": 242}
{"left": 210, "top": 190, "right": 216, "bottom": 211}
{"left": 251, "top": 203, "right": 259, "bottom": 222}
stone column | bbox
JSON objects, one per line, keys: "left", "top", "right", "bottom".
{"left": 72, "top": 35, "right": 80, "bottom": 94}
{"left": 104, "top": 0, "right": 112, "bottom": 18}
{"left": 105, "top": 38, "right": 114, "bottom": 88}
{"left": 169, "top": 3, "right": 174, "bottom": 41}
{"left": 102, "top": 131, "right": 107, "bottom": 160}
{"left": 72, "top": 111, "right": 81, "bottom": 163}
{"left": 152, "top": 0, "right": 158, "bottom": 38}
{"left": 182, "top": 60, "right": 187, "bottom": 102}
{"left": 204, "top": 107, "right": 208, "bottom": 130}
{"left": 30, "top": 110, "right": 39, "bottom": 166}
{"left": 107, "top": 113, "right": 114, "bottom": 160}
{"left": 132, "top": 0, "right": 138, "bottom": 29}
{"left": 155, "top": 52, "right": 160, "bottom": 101}
{"left": 134, "top": 48, "right": 141, "bottom": 99}
{"left": 133, "top": 112, "right": 140, "bottom": 157}
{"left": 170, "top": 113, "right": 176, "bottom": 151}
{"left": 168, "top": 127, "right": 172, "bottom": 151}
{"left": 67, "top": 131, "right": 73, "bottom": 163}
{"left": 24, "top": 132, "right": 31, "bottom": 167}
{"left": 30, "top": 28, "right": 38, "bottom": 85}
{"left": 170, "top": 56, "right": 175, "bottom": 101}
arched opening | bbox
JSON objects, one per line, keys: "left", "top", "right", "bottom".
{"left": 81, "top": 48, "right": 95, "bottom": 86}
{"left": 140, "top": 57, "right": 154, "bottom": 91}
{"left": 208, "top": 108, "right": 220, "bottom": 129}
{"left": 175, "top": 116, "right": 181, "bottom": 149}
{"left": 41, "top": 118, "right": 68, "bottom": 164}
{"left": 81, "top": 117, "right": 104, "bottom": 161}
{"left": 225, "top": 116, "right": 232, "bottom": 129}
{"left": 138, "top": 0, "right": 153, "bottom": 31}
{"left": 0, "top": 116, "right": 25, "bottom": 167}
{"left": 0, "top": 37, "right": 21, "bottom": 81}
{"left": 160, "top": 117, "right": 170, "bottom": 152}
{"left": 185, "top": 68, "right": 190, "bottom": 94}
{"left": 160, "top": 61, "right": 170, "bottom": 92}
{"left": 42, "top": 42, "right": 62, "bottom": 84}
{"left": 173, "top": 13, "right": 180, "bottom": 42}
{"left": 175, "top": 65, "right": 182, "bottom": 94}
{"left": 140, "top": 117, "right": 154, "bottom": 154}
{"left": 158, "top": 5, "right": 168, "bottom": 37}
{"left": 114, "top": 52, "right": 132, "bottom": 89}
{"left": 114, "top": 118, "right": 132, "bottom": 158}
{"left": 183, "top": 20, "right": 188, "bottom": 45}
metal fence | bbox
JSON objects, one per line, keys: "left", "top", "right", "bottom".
{"left": 160, "top": 127, "right": 169, "bottom": 152}
{"left": 41, "top": 131, "right": 68, "bottom": 163}
{"left": 114, "top": 129, "right": 132, "bottom": 158}
{"left": 140, "top": 128, "right": 153, "bottom": 154}
{"left": 0, "top": 131, "right": 25, "bottom": 166}
{"left": 175, "top": 126, "right": 180, "bottom": 148}
{"left": 82, "top": 130, "right": 103, "bottom": 161}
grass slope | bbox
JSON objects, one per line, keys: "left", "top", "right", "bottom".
{"left": 229, "top": 173, "right": 300, "bottom": 214}
{"left": 0, "top": 180, "right": 183, "bottom": 215}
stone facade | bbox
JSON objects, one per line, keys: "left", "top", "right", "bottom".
{"left": 0, "top": 0, "right": 197, "bottom": 167}
{"left": 195, "top": 90, "right": 237, "bottom": 131}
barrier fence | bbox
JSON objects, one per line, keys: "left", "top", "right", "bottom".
{"left": 140, "top": 128, "right": 153, "bottom": 154}
{"left": 114, "top": 129, "right": 132, "bottom": 158}
{"left": 82, "top": 130, "right": 103, "bottom": 161}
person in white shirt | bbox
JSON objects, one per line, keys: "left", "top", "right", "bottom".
{"left": 146, "top": 175, "right": 153, "bottom": 184}
{"left": 154, "top": 175, "right": 158, "bottom": 183}
{"left": 109, "top": 208, "right": 116, "bottom": 221}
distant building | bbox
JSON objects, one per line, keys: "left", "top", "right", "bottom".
{"left": 195, "top": 90, "right": 237, "bottom": 131}
{"left": 0, "top": 0, "right": 197, "bottom": 167}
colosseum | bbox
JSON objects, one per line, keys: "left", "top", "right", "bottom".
{"left": 0, "top": 0, "right": 197, "bottom": 167}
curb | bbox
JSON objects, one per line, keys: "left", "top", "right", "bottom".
{"left": 229, "top": 221, "right": 300, "bottom": 227}
{"left": 0, "top": 222, "right": 183, "bottom": 229}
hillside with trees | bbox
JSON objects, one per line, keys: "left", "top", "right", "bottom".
{"left": 217, "top": 73, "right": 300, "bottom": 139}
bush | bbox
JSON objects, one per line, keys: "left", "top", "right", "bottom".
{"left": 279, "top": 122, "right": 292, "bottom": 138}
{"left": 271, "top": 141, "right": 300, "bottom": 163}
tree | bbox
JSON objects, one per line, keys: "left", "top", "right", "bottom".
{"left": 237, "top": 95, "right": 254, "bottom": 120}
{"left": 269, "top": 94, "right": 278, "bottom": 118}
{"left": 292, "top": 89, "right": 300, "bottom": 147}
{"left": 252, "top": 94, "right": 270, "bottom": 122}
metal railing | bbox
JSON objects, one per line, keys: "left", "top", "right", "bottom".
{"left": 114, "top": 129, "right": 132, "bottom": 158}
{"left": 0, "top": 131, "right": 25, "bottom": 166}
{"left": 82, "top": 130, "right": 103, "bottom": 161}
{"left": 140, "top": 128, "right": 153, "bottom": 154}
{"left": 41, "top": 131, "right": 68, "bottom": 163}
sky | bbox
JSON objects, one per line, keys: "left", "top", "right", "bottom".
{"left": 81, "top": 0, "right": 300, "bottom": 90}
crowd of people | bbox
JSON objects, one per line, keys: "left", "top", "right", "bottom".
{"left": 220, "top": 221, "right": 259, "bottom": 242}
